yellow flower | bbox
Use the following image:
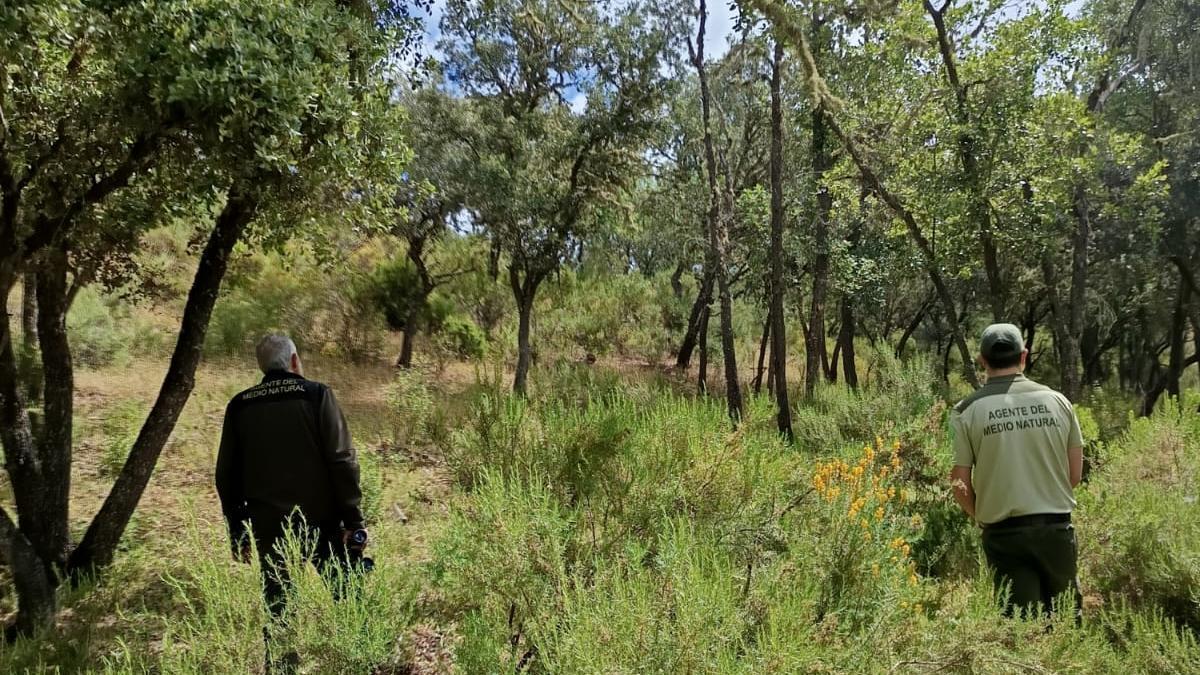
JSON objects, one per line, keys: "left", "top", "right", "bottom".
{"left": 871, "top": 563, "right": 880, "bottom": 577}
{"left": 875, "top": 436, "right": 884, "bottom": 450}
{"left": 859, "top": 518, "right": 869, "bottom": 530}
{"left": 909, "top": 573, "right": 919, "bottom": 587}
{"left": 874, "top": 507, "right": 885, "bottom": 521}
{"left": 888, "top": 487, "right": 897, "bottom": 499}
{"left": 892, "top": 439, "right": 902, "bottom": 451}
{"left": 901, "top": 544, "right": 911, "bottom": 557}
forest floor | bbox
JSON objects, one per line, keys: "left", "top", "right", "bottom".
{"left": 2, "top": 342, "right": 1198, "bottom": 673}
{"left": 1, "top": 348, "right": 471, "bottom": 672}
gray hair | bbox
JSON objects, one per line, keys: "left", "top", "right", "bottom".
{"left": 256, "top": 334, "right": 297, "bottom": 373}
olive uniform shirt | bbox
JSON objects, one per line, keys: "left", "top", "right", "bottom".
{"left": 950, "top": 374, "right": 1083, "bottom": 525}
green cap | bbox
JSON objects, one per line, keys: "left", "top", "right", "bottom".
{"left": 980, "top": 323, "right": 1025, "bottom": 363}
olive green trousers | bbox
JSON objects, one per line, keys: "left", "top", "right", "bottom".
{"left": 981, "top": 523, "right": 1082, "bottom": 619}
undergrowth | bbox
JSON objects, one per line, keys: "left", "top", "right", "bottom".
{"left": 1, "top": 361, "right": 1197, "bottom": 673}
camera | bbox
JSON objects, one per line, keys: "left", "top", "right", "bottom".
{"left": 345, "top": 528, "right": 375, "bottom": 573}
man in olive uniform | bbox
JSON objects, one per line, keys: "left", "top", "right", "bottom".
{"left": 215, "top": 334, "right": 366, "bottom": 616}
{"left": 949, "top": 324, "right": 1084, "bottom": 618}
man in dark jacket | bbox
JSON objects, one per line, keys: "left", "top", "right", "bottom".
{"left": 215, "top": 333, "right": 365, "bottom": 616}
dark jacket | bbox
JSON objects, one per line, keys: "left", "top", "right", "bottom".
{"left": 215, "top": 370, "right": 364, "bottom": 546}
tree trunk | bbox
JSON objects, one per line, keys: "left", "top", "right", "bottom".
{"left": 692, "top": 0, "right": 741, "bottom": 421}
{"left": 29, "top": 249, "right": 72, "bottom": 572}
{"left": 18, "top": 270, "right": 42, "bottom": 403}
{"left": 0, "top": 508, "right": 56, "bottom": 637}
{"left": 509, "top": 267, "right": 542, "bottom": 397}
{"left": 0, "top": 289, "right": 55, "bottom": 636}
{"left": 1081, "top": 323, "right": 1103, "bottom": 385}
{"left": 697, "top": 304, "right": 710, "bottom": 395}
{"left": 396, "top": 236, "right": 434, "bottom": 369}
{"left": 1063, "top": 184, "right": 1091, "bottom": 401}
{"left": 806, "top": 17, "right": 832, "bottom": 399}
{"left": 670, "top": 261, "right": 686, "bottom": 299}
{"left": 1165, "top": 281, "right": 1188, "bottom": 400}
{"left": 752, "top": 316, "right": 770, "bottom": 394}
{"left": 677, "top": 268, "right": 714, "bottom": 369}
{"left": 20, "top": 270, "right": 36, "bottom": 351}
{"left": 0, "top": 254, "right": 74, "bottom": 635}
{"left": 828, "top": 341, "right": 840, "bottom": 384}
{"left": 839, "top": 296, "right": 858, "bottom": 389}
{"left": 397, "top": 315, "right": 418, "bottom": 368}
{"left": 768, "top": 40, "right": 793, "bottom": 439}
{"left": 895, "top": 297, "right": 930, "bottom": 358}
{"left": 1021, "top": 297, "right": 1043, "bottom": 374}
{"left": 69, "top": 190, "right": 258, "bottom": 574}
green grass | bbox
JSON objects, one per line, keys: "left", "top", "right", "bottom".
{"left": 1, "top": 356, "right": 1198, "bottom": 673}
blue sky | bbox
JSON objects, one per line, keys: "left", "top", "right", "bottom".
{"left": 411, "top": 0, "right": 738, "bottom": 111}
{"left": 409, "top": 0, "right": 1082, "bottom": 111}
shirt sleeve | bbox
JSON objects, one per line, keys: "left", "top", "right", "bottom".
{"left": 318, "top": 387, "right": 365, "bottom": 531}
{"left": 214, "top": 402, "right": 248, "bottom": 548}
{"left": 950, "top": 407, "right": 974, "bottom": 467}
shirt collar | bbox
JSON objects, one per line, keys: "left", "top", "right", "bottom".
{"left": 985, "top": 373, "right": 1026, "bottom": 385}
{"left": 261, "top": 369, "right": 304, "bottom": 383}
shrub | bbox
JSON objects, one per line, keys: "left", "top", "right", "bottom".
{"left": 433, "top": 314, "right": 487, "bottom": 362}
{"left": 147, "top": 512, "right": 418, "bottom": 674}
{"left": 430, "top": 472, "right": 572, "bottom": 670}
{"left": 68, "top": 287, "right": 132, "bottom": 368}
{"left": 1079, "top": 398, "right": 1200, "bottom": 630}
{"left": 99, "top": 399, "right": 147, "bottom": 477}
{"left": 207, "top": 249, "right": 387, "bottom": 361}
{"left": 384, "top": 369, "right": 434, "bottom": 451}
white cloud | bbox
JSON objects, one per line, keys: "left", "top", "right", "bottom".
{"left": 568, "top": 90, "right": 588, "bottom": 114}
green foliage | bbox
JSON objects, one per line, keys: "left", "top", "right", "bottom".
{"left": 357, "top": 448, "right": 384, "bottom": 526}
{"left": 98, "top": 400, "right": 146, "bottom": 478}
{"left": 384, "top": 370, "right": 435, "bottom": 451}
{"left": 540, "top": 270, "right": 680, "bottom": 363}
{"left": 67, "top": 288, "right": 133, "bottom": 369}
{"left": 207, "top": 247, "right": 387, "bottom": 361}
{"left": 434, "top": 314, "right": 487, "bottom": 361}
{"left": 139, "top": 514, "right": 418, "bottom": 674}
{"left": 1079, "top": 396, "right": 1200, "bottom": 630}
{"left": 367, "top": 256, "right": 426, "bottom": 332}
{"left": 67, "top": 287, "right": 166, "bottom": 368}
{"left": 792, "top": 347, "right": 939, "bottom": 452}
{"left": 427, "top": 381, "right": 1200, "bottom": 672}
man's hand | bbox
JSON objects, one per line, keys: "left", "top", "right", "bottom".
{"left": 344, "top": 528, "right": 368, "bottom": 553}
{"left": 949, "top": 465, "right": 976, "bottom": 521}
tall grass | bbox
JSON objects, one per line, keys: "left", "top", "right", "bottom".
{"left": 3, "top": 359, "right": 1198, "bottom": 673}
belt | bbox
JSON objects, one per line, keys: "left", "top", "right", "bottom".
{"left": 983, "top": 513, "right": 1071, "bottom": 530}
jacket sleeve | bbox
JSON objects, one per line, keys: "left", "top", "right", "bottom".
{"left": 214, "top": 402, "right": 248, "bottom": 548}
{"left": 318, "top": 387, "right": 365, "bottom": 531}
